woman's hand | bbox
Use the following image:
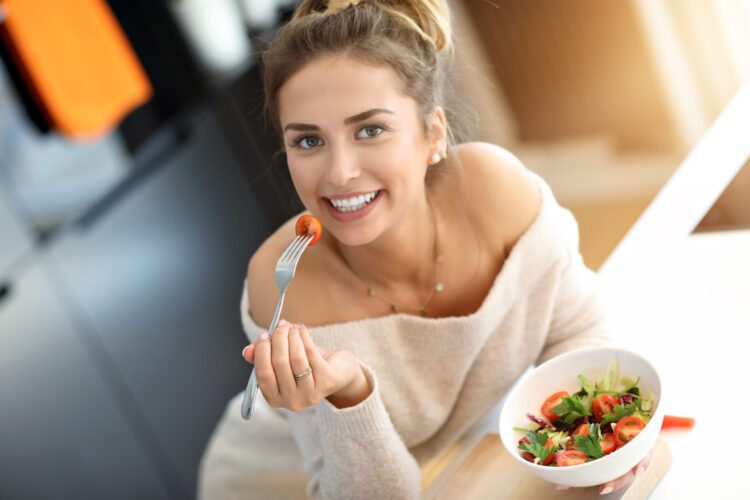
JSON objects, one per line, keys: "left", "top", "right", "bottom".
{"left": 554, "top": 448, "right": 652, "bottom": 495}
{"left": 242, "top": 319, "right": 371, "bottom": 411}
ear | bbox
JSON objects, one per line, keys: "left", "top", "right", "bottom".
{"left": 426, "top": 106, "right": 448, "bottom": 163}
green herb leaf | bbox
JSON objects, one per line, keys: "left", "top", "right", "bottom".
{"left": 518, "top": 431, "right": 557, "bottom": 464}
{"left": 600, "top": 402, "right": 639, "bottom": 426}
{"left": 573, "top": 424, "right": 603, "bottom": 459}
{"left": 553, "top": 396, "right": 591, "bottom": 426}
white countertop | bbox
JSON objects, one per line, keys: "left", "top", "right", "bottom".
{"left": 596, "top": 83, "right": 750, "bottom": 497}
{"left": 599, "top": 228, "right": 750, "bottom": 498}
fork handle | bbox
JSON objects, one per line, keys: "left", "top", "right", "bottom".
{"left": 240, "top": 288, "right": 287, "bottom": 420}
{"left": 266, "top": 288, "right": 286, "bottom": 338}
{"left": 240, "top": 368, "right": 259, "bottom": 419}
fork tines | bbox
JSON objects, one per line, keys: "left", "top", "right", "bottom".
{"left": 282, "top": 234, "right": 314, "bottom": 263}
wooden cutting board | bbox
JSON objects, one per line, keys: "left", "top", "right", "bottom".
{"left": 425, "top": 435, "right": 671, "bottom": 500}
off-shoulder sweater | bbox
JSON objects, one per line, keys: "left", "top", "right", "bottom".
{"left": 198, "top": 175, "right": 611, "bottom": 500}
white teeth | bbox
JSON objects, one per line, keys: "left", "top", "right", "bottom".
{"left": 329, "top": 190, "right": 378, "bottom": 212}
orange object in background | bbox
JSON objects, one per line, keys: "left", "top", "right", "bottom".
{"left": 661, "top": 415, "right": 695, "bottom": 430}
{"left": 0, "top": 0, "right": 152, "bottom": 139}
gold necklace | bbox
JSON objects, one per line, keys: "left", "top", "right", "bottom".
{"left": 340, "top": 203, "right": 445, "bottom": 316}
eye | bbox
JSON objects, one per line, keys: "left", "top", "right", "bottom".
{"left": 292, "top": 136, "right": 323, "bottom": 150}
{"left": 356, "top": 125, "right": 385, "bottom": 139}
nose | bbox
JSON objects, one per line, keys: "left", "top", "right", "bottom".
{"left": 326, "top": 143, "right": 361, "bottom": 187}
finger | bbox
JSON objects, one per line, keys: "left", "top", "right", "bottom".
{"left": 242, "top": 344, "right": 256, "bottom": 363}
{"left": 599, "top": 471, "right": 633, "bottom": 495}
{"left": 288, "top": 325, "right": 315, "bottom": 399}
{"left": 298, "top": 324, "right": 331, "bottom": 388}
{"left": 271, "top": 320, "right": 297, "bottom": 398}
{"left": 253, "top": 332, "right": 280, "bottom": 400}
{"left": 632, "top": 448, "right": 653, "bottom": 476}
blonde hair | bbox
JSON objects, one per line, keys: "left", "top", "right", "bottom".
{"left": 262, "top": 0, "right": 456, "bottom": 139}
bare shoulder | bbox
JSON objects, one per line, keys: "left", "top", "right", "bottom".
{"left": 453, "top": 141, "right": 542, "bottom": 252}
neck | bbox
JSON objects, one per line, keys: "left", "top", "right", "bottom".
{"left": 337, "top": 195, "right": 439, "bottom": 296}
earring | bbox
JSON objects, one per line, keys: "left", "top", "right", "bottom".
{"left": 431, "top": 153, "right": 441, "bottom": 164}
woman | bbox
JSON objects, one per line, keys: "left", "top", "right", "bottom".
{"left": 198, "top": 1, "right": 638, "bottom": 498}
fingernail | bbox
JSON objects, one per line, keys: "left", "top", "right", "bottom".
{"left": 242, "top": 345, "right": 250, "bottom": 358}
{"left": 636, "top": 466, "right": 645, "bottom": 476}
{"left": 278, "top": 319, "right": 289, "bottom": 326}
{"left": 600, "top": 485, "right": 613, "bottom": 495}
{"left": 260, "top": 332, "right": 269, "bottom": 341}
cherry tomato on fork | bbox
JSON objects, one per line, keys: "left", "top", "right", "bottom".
{"left": 295, "top": 215, "right": 322, "bottom": 246}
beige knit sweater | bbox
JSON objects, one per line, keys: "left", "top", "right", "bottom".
{"left": 198, "top": 177, "right": 612, "bottom": 500}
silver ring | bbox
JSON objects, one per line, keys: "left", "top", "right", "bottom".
{"left": 294, "top": 367, "right": 312, "bottom": 381}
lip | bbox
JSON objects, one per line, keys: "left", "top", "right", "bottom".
{"left": 323, "top": 189, "right": 384, "bottom": 222}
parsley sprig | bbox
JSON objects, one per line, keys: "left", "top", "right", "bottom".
{"left": 573, "top": 423, "right": 603, "bottom": 459}
{"left": 600, "top": 402, "right": 639, "bottom": 426}
{"left": 553, "top": 396, "right": 591, "bottom": 427}
{"left": 518, "top": 431, "right": 557, "bottom": 464}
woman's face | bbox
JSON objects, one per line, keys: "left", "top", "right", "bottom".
{"left": 277, "top": 55, "right": 444, "bottom": 246}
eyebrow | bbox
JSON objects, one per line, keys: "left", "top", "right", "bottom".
{"left": 283, "top": 108, "right": 395, "bottom": 133}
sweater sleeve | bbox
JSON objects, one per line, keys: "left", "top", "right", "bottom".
{"left": 285, "top": 363, "right": 421, "bottom": 500}
{"left": 536, "top": 220, "right": 614, "bottom": 365}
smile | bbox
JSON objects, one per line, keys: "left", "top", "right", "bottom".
{"left": 327, "top": 190, "right": 380, "bottom": 213}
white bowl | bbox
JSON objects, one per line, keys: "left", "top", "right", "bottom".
{"left": 498, "top": 346, "right": 663, "bottom": 487}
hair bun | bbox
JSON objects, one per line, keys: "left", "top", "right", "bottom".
{"left": 293, "top": 0, "right": 452, "bottom": 54}
{"left": 325, "top": 0, "right": 365, "bottom": 14}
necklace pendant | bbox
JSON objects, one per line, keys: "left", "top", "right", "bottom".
{"left": 419, "top": 307, "right": 427, "bottom": 316}
{"left": 435, "top": 282, "right": 445, "bottom": 293}
{"left": 391, "top": 304, "right": 400, "bottom": 313}
{"left": 368, "top": 287, "right": 376, "bottom": 297}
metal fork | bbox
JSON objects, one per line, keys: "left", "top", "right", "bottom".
{"left": 240, "top": 233, "right": 314, "bottom": 420}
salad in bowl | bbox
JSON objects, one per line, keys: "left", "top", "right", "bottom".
{"left": 499, "top": 347, "right": 664, "bottom": 487}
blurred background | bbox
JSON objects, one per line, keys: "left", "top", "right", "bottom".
{"left": 0, "top": 1, "right": 748, "bottom": 499}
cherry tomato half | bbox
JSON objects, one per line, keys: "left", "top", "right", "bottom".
{"left": 541, "top": 391, "right": 569, "bottom": 422}
{"left": 592, "top": 394, "right": 618, "bottom": 422}
{"left": 572, "top": 423, "right": 590, "bottom": 436}
{"left": 295, "top": 215, "right": 322, "bottom": 246}
{"left": 614, "top": 416, "right": 646, "bottom": 447}
{"left": 556, "top": 450, "right": 587, "bottom": 467}
{"left": 518, "top": 437, "right": 556, "bottom": 465}
{"left": 600, "top": 433, "right": 616, "bottom": 455}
